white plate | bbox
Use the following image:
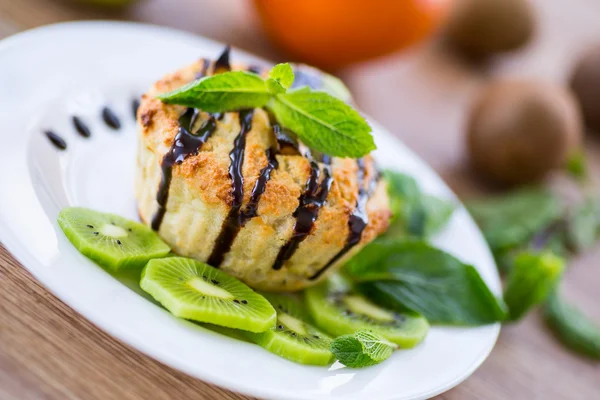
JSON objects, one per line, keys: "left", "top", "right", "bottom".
{"left": 0, "top": 22, "right": 501, "bottom": 400}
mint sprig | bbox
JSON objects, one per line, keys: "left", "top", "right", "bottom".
{"left": 157, "top": 71, "right": 271, "bottom": 113}
{"left": 157, "top": 63, "right": 375, "bottom": 158}
{"left": 266, "top": 63, "right": 294, "bottom": 94}
{"left": 331, "top": 329, "right": 397, "bottom": 368}
{"left": 502, "top": 251, "right": 564, "bottom": 321}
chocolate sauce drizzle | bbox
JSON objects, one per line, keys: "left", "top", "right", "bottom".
{"left": 247, "top": 65, "right": 264, "bottom": 74}
{"left": 272, "top": 123, "right": 299, "bottom": 154}
{"left": 150, "top": 108, "right": 218, "bottom": 231}
{"left": 272, "top": 154, "right": 333, "bottom": 270}
{"left": 207, "top": 109, "right": 255, "bottom": 266}
{"left": 132, "top": 98, "right": 141, "bottom": 120}
{"left": 102, "top": 107, "right": 121, "bottom": 130}
{"left": 195, "top": 59, "right": 211, "bottom": 79}
{"left": 239, "top": 147, "right": 279, "bottom": 226}
{"left": 72, "top": 116, "right": 91, "bottom": 138}
{"left": 213, "top": 46, "right": 231, "bottom": 73}
{"left": 45, "top": 130, "right": 67, "bottom": 150}
{"left": 309, "top": 158, "right": 379, "bottom": 280}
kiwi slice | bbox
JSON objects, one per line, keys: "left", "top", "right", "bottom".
{"left": 58, "top": 207, "right": 170, "bottom": 271}
{"left": 246, "top": 293, "right": 334, "bottom": 366}
{"left": 140, "top": 257, "right": 276, "bottom": 332}
{"left": 305, "top": 279, "right": 429, "bottom": 348}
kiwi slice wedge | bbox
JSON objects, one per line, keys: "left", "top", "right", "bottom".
{"left": 58, "top": 207, "right": 170, "bottom": 271}
{"left": 140, "top": 257, "right": 276, "bottom": 332}
{"left": 246, "top": 293, "right": 334, "bottom": 366}
{"left": 305, "top": 279, "right": 429, "bottom": 348}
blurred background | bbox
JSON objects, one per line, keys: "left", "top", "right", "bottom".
{"left": 1, "top": 0, "right": 599, "bottom": 399}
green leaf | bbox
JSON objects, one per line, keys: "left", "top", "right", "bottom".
{"left": 267, "top": 63, "right": 294, "bottom": 93}
{"left": 565, "top": 150, "right": 587, "bottom": 180}
{"left": 544, "top": 291, "right": 600, "bottom": 359}
{"left": 157, "top": 71, "right": 271, "bottom": 112}
{"left": 467, "top": 187, "right": 563, "bottom": 252}
{"left": 420, "top": 195, "right": 456, "bottom": 236}
{"left": 330, "top": 329, "right": 396, "bottom": 368}
{"left": 291, "top": 64, "right": 353, "bottom": 102}
{"left": 502, "top": 251, "right": 564, "bottom": 321}
{"left": 383, "top": 170, "right": 455, "bottom": 239}
{"left": 320, "top": 73, "right": 353, "bottom": 103}
{"left": 383, "top": 171, "right": 419, "bottom": 221}
{"left": 566, "top": 197, "right": 600, "bottom": 252}
{"left": 266, "top": 91, "right": 375, "bottom": 158}
{"left": 266, "top": 79, "right": 287, "bottom": 95}
{"left": 346, "top": 238, "right": 507, "bottom": 325}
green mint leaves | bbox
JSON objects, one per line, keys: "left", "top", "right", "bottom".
{"left": 544, "top": 291, "right": 600, "bottom": 360}
{"left": 266, "top": 63, "right": 294, "bottom": 94}
{"left": 157, "top": 71, "right": 272, "bottom": 113}
{"left": 502, "top": 251, "right": 564, "bottom": 321}
{"left": 383, "top": 170, "right": 455, "bottom": 239}
{"left": 346, "top": 238, "right": 508, "bottom": 326}
{"left": 467, "top": 187, "right": 563, "bottom": 253}
{"left": 331, "top": 330, "right": 397, "bottom": 368}
{"left": 157, "top": 63, "right": 375, "bottom": 158}
{"left": 267, "top": 90, "right": 373, "bottom": 158}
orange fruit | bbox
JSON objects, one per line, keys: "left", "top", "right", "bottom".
{"left": 253, "top": 0, "right": 451, "bottom": 70}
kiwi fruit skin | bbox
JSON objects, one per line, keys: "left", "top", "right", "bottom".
{"left": 305, "top": 282, "right": 429, "bottom": 348}
{"left": 570, "top": 46, "right": 600, "bottom": 134}
{"left": 140, "top": 257, "right": 276, "bottom": 333}
{"left": 246, "top": 293, "right": 334, "bottom": 366}
{"left": 444, "top": 0, "right": 535, "bottom": 57}
{"left": 58, "top": 207, "right": 171, "bottom": 271}
{"left": 467, "top": 80, "right": 583, "bottom": 186}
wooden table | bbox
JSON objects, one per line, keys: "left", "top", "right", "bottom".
{"left": 0, "top": 0, "right": 599, "bottom": 399}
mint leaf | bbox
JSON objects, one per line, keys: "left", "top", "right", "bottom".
{"left": 291, "top": 64, "right": 353, "bottom": 103}
{"left": 420, "top": 195, "right": 455, "bottom": 236}
{"left": 565, "top": 150, "right": 587, "bottom": 180}
{"left": 267, "top": 63, "right": 294, "bottom": 94}
{"left": 503, "top": 251, "right": 564, "bottom": 321}
{"left": 320, "top": 73, "right": 353, "bottom": 103}
{"left": 383, "top": 171, "right": 454, "bottom": 238}
{"left": 467, "top": 188, "right": 563, "bottom": 252}
{"left": 266, "top": 79, "right": 287, "bottom": 94}
{"left": 157, "top": 71, "right": 271, "bottom": 112}
{"left": 331, "top": 330, "right": 396, "bottom": 368}
{"left": 383, "top": 170, "right": 420, "bottom": 222}
{"left": 566, "top": 197, "right": 600, "bottom": 252}
{"left": 157, "top": 61, "right": 375, "bottom": 158}
{"left": 347, "top": 238, "right": 507, "bottom": 325}
{"left": 383, "top": 170, "right": 455, "bottom": 238}
{"left": 544, "top": 291, "right": 600, "bottom": 359}
{"left": 267, "top": 91, "right": 375, "bottom": 158}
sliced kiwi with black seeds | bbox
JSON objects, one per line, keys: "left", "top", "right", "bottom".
{"left": 305, "top": 279, "right": 429, "bottom": 348}
{"left": 140, "top": 257, "right": 276, "bottom": 332}
{"left": 58, "top": 207, "right": 170, "bottom": 271}
{"left": 246, "top": 293, "right": 334, "bottom": 366}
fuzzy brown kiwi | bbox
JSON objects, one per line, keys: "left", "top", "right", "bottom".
{"left": 467, "top": 80, "right": 583, "bottom": 185}
{"left": 444, "top": 0, "right": 535, "bottom": 58}
{"left": 570, "top": 45, "right": 600, "bottom": 134}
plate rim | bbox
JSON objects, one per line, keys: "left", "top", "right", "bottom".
{"left": 0, "top": 20, "right": 501, "bottom": 400}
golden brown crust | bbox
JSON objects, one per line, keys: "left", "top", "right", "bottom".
{"left": 135, "top": 57, "right": 390, "bottom": 291}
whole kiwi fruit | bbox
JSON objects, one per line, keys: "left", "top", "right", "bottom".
{"left": 570, "top": 45, "right": 600, "bottom": 134}
{"left": 467, "top": 80, "right": 583, "bottom": 185}
{"left": 445, "top": 0, "right": 535, "bottom": 57}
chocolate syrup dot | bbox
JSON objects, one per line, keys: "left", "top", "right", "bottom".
{"left": 45, "top": 131, "right": 67, "bottom": 150}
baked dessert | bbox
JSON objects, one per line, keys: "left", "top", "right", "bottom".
{"left": 135, "top": 48, "right": 390, "bottom": 291}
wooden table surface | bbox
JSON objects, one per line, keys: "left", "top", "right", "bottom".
{"left": 0, "top": 0, "right": 599, "bottom": 399}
